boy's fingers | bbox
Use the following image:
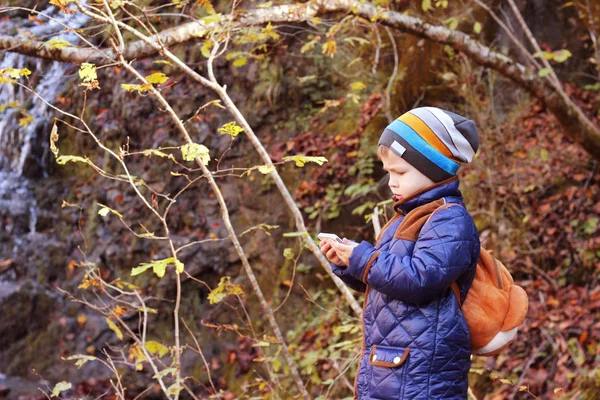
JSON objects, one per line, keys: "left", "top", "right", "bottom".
{"left": 326, "top": 248, "right": 337, "bottom": 260}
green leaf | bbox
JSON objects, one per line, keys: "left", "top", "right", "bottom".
{"left": 142, "top": 149, "right": 172, "bottom": 158}
{"left": 106, "top": 317, "right": 124, "bottom": 340}
{"left": 146, "top": 72, "right": 168, "bottom": 85}
{"left": 181, "top": 143, "right": 210, "bottom": 164}
{"left": 282, "top": 231, "right": 308, "bottom": 237}
{"left": 56, "top": 155, "right": 89, "bottom": 165}
{"left": 207, "top": 276, "right": 245, "bottom": 304}
{"left": 109, "top": 0, "right": 124, "bottom": 8}
{"left": 252, "top": 340, "right": 271, "bottom": 347}
{"left": 444, "top": 17, "right": 459, "bottom": 30}
{"left": 343, "top": 37, "right": 371, "bottom": 47}
{"left": 45, "top": 38, "right": 73, "bottom": 49}
{"left": 283, "top": 248, "right": 294, "bottom": 259}
{"left": 538, "top": 67, "right": 551, "bottom": 77}
{"left": 422, "top": 0, "right": 432, "bottom": 11}
{"left": 153, "top": 367, "right": 177, "bottom": 380}
{"left": 553, "top": 49, "right": 572, "bottom": 63}
{"left": 473, "top": 22, "right": 482, "bottom": 34}
{"left": 301, "top": 40, "right": 318, "bottom": 54}
{"left": 51, "top": 381, "right": 72, "bottom": 397}
{"left": 283, "top": 155, "right": 328, "bottom": 167}
{"left": 145, "top": 341, "right": 169, "bottom": 357}
{"left": 257, "top": 1, "right": 272, "bottom": 7}
{"left": 61, "top": 354, "right": 97, "bottom": 368}
{"left": 218, "top": 121, "right": 244, "bottom": 137}
{"left": 78, "top": 63, "right": 97, "bottom": 83}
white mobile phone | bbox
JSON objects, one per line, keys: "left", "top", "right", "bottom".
{"left": 317, "top": 233, "right": 343, "bottom": 243}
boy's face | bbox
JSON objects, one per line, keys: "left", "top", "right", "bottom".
{"left": 381, "top": 150, "right": 436, "bottom": 201}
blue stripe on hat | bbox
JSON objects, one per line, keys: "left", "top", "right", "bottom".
{"left": 387, "top": 119, "right": 460, "bottom": 175}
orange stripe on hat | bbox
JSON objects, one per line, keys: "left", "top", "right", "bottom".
{"left": 398, "top": 113, "right": 460, "bottom": 162}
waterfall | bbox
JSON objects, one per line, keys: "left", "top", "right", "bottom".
{"left": 0, "top": 2, "right": 89, "bottom": 235}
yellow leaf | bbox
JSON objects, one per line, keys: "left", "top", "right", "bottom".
{"left": 49, "top": 0, "right": 75, "bottom": 13}
{"left": 113, "top": 305, "right": 127, "bottom": 316}
{"left": 350, "top": 81, "right": 366, "bottom": 91}
{"left": 198, "top": 0, "right": 216, "bottom": 14}
{"left": 473, "top": 22, "right": 482, "bottom": 34}
{"left": 145, "top": 72, "right": 168, "bottom": 85}
{"left": 50, "top": 122, "right": 59, "bottom": 158}
{"left": 98, "top": 203, "right": 123, "bottom": 219}
{"left": 51, "top": 381, "right": 72, "bottom": 396}
{"left": 263, "top": 22, "right": 280, "bottom": 40}
{"left": 257, "top": 1, "right": 272, "bottom": 8}
{"left": 62, "top": 354, "right": 97, "bottom": 368}
{"left": 121, "top": 83, "right": 140, "bottom": 92}
{"left": 131, "top": 257, "right": 183, "bottom": 278}
{"left": 106, "top": 317, "right": 124, "bottom": 340}
{"left": 76, "top": 313, "right": 87, "bottom": 327}
{"left": 201, "top": 39, "right": 214, "bottom": 58}
{"left": 44, "top": 38, "right": 73, "bottom": 49}
{"left": 283, "top": 155, "right": 328, "bottom": 167}
{"left": 19, "top": 113, "right": 34, "bottom": 128}
{"left": 258, "top": 164, "right": 274, "bottom": 174}
{"left": 145, "top": 341, "right": 169, "bottom": 357}
{"left": 128, "top": 343, "right": 146, "bottom": 370}
{"left": 78, "top": 63, "right": 97, "bottom": 83}
{"left": 202, "top": 13, "right": 222, "bottom": 24}
{"left": 321, "top": 40, "right": 337, "bottom": 57}
{"left": 181, "top": 142, "right": 210, "bottom": 164}
{"left": 207, "top": 276, "right": 245, "bottom": 304}
{"left": 233, "top": 57, "right": 248, "bottom": 67}
{"left": 218, "top": 121, "right": 244, "bottom": 137}
{"left": 56, "top": 155, "right": 89, "bottom": 165}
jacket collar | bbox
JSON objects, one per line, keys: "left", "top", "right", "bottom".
{"left": 393, "top": 176, "right": 462, "bottom": 215}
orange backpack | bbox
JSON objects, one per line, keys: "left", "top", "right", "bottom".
{"left": 399, "top": 201, "right": 529, "bottom": 356}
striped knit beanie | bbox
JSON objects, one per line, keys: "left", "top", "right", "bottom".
{"left": 378, "top": 107, "right": 479, "bottom": 182}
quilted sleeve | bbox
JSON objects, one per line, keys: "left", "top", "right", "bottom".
{"left": 344, "top": 206, "right": 479, "bottom": 304}
{"left": 330, "top": 262, "right": 367, "bottom": 292}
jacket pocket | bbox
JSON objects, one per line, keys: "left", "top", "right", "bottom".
{"left": 368, "top": 345, "right": 409, "bottom": 398}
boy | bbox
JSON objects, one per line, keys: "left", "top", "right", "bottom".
{"left": 320, "top": 107, "right": 481, "bottom": 399}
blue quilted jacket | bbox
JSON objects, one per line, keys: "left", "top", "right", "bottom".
{"left": 332, "top": 177, "right": 480, "bottom": 399}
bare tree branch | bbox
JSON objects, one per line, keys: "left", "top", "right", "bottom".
{"left": 2, "top": 0, "right": 600, "bottom": 158}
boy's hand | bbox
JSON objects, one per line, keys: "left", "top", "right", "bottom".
{"left": 319, "top": 239, "right": 345, "bottom": 266}
{"left": 321, "top": 238, "right": 358, "bottom": 267}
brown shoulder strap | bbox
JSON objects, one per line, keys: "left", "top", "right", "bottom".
{"left": 393, "top": 200, "right": 466, "bottom": 307}
{"left": 450, "top": 282, "right": 462, "bottom": 307}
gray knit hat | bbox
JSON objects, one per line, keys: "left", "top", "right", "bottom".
{"left": 378, "top": 107, "right": 479, "bottom": 182}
